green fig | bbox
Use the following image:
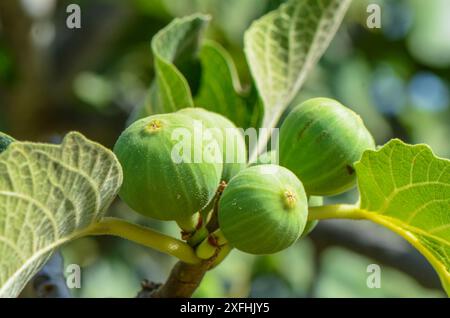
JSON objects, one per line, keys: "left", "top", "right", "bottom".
{"left": 178, "top": 108, "right": 247, "bottom": 181}
{"left": 114, "top": 113, "right": 222, "bottom": 226}
{"left": 218, "top": 164, "right": 308, "bottom": 255}
{"left": 279, "top": 98, "right": 375, "bottom": 196}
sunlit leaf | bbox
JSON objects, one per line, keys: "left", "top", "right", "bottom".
{"left": 355, "top": 139, "right": 450, "bottom": 294}
{"left": 0, "top": 132, "right": 122, "bottom": 297}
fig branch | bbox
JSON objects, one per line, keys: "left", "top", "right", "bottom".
{"left": 144, "top": 240, "right": 232, "bottom": 298}
{"left": 146, "top": 204, "right": 361, "bottom": 298}
{"left": 86, "top": 217, "right": 202, "bottom": 265}
{"left": 308, "top": 204, "right": 364, "bottom": 221}
{"left": 85, "top": 217, "right": 228, "bottom": 298}
{"left": 149, "top": 261, "right": 210, "bottom": 298}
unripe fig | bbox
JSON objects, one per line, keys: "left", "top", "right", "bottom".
{"left": 178, "top": 108, "right": 247, "bottom": 181}
{"left": 218, "top": 164, "right": 308, "bottom": 255}
{"left": 114, "top": 113, "right": 222, "bottom": 225}
{"left": 279, "top": 98, "right": 375, "bottom": 196}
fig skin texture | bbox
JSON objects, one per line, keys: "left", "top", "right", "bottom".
{"left": 178, "top": 108, "right": 247, "bottom": 182}
{"left": 279, "top": 98, "right": 375, "bottom": 196}
{"left": 113, "top": 113, "right": 222, "bottom": 224}
{"left": 218, "top": 164, "right": 308, "bottom": 255}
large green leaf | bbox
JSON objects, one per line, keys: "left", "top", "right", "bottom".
{"left": 140, "top": 14, "right": 210, "bottom": 117}
{"left": 355, "top": 140, "right": 450, "bottom": 294}
{"left": 244, "top": 0, "right": 352, "bottom": 131}
{"left": 0, "top": 132, "right": 122, "bottom": 297}
{"left": 195, "top": 40, "right": 262, "bottom": 129}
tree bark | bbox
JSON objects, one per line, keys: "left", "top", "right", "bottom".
{"left": 140, "top": 261, "right": 210, "bottom": 298}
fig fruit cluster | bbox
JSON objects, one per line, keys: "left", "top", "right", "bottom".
{"left": 114, "top": 98, "right": 374, "bottom": 255}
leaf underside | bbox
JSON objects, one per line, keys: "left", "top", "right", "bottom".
{"left": 244, "top": 0, "right": 352, "bottom": 125}
{"left": 0, "top": 132, "right": 122, "bottom": 298}
{"left": 355, "top": 139, "right": 450, "bottom": 294}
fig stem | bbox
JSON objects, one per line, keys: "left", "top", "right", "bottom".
{"left": 187, "top": 226, "right": 209, "bottom": 246}
{"left": 209, "top": 244, "right": 233, "bottom": 269}
{"left": 195, "top": 229, "right": 228, "bottom": 260}
{"left": 148, "top": 244, "right": 233, "bottom": 298}
{"left": 206, "top": 181, "right": 227, "bottom": 232}
{"left": 86, "top": 217, "right": 202, "bottom": 265}
{"left": 308, "top": 204, "right": 364, "bottom": 221}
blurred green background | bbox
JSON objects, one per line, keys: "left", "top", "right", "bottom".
{"left": 0, "top": 0, "right": 448, "bottom": 297}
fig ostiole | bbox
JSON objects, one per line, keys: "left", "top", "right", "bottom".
{"left": 279, "top": 98, "right": 375, "bottom": 196}
{"left": 218, "top": 164, "right": 308, "bottom": 255}
{"left": 114, "top": 113, "right": 223, "bottom": 229}
{"left": 178, "top": 108, "right": 247, "bottom": 182}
